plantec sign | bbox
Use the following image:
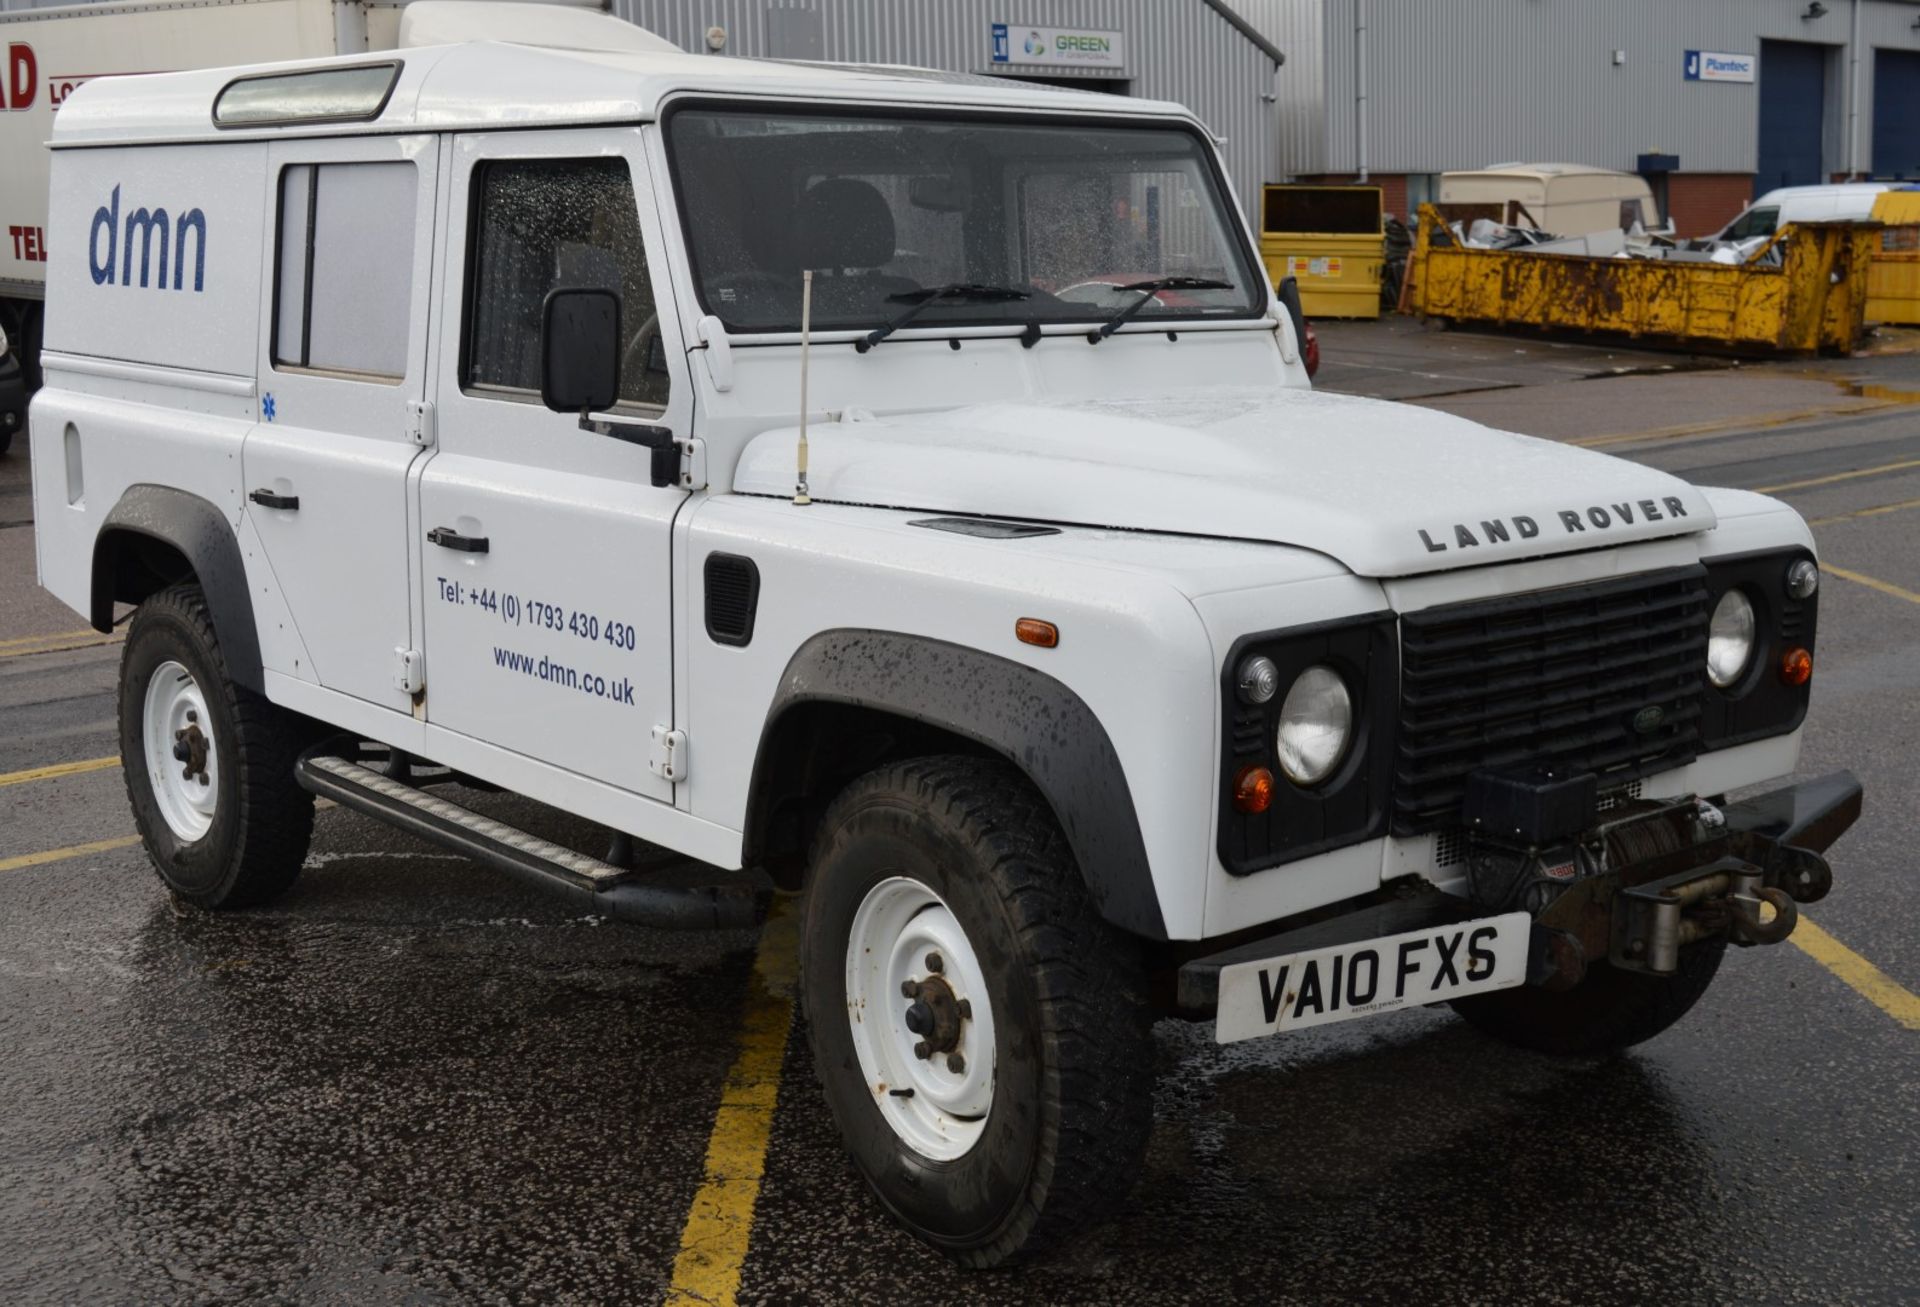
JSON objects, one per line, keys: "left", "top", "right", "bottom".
{"left": 989, "top": 23, "right": 1125, "bottom": 70}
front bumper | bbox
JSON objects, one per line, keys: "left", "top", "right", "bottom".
{"left": 1179, "top": 771, "right": 1862, "bottom": 1016}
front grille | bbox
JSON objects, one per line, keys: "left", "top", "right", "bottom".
{"left": 1394, "top": 566, "right": 1708, "bottom": 836}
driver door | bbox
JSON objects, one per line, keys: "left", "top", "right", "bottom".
{"left": 418, "top": 130, "right": 689, "bottom": 799}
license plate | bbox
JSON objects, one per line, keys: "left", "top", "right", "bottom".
{"left": 1215, "top": 911, "right": 1531, "bottom": 1044}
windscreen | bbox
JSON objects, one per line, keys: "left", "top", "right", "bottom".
{"left": 667, "top": 106, "right": 1263, "bottom": 333}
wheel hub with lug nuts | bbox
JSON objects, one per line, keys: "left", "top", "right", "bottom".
{"left": 845, "top": 876, "right": 996, "bottom": 1161}
{"left": 141, "top": 660, "right": 219, "bottom": 842}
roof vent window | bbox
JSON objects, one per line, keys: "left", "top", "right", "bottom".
{"left": 215, "top": 63, "right": 402, "bottom": 128}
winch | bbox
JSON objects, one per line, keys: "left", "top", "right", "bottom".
{"left": 1459, "top": 765, "right": 1852, "bottom": 987}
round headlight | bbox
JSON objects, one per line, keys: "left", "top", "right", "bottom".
{"left": 0, "top": 321, "right": 10, "bottom": 358}
{"left": 1276, "top": 665, "right": 1353, "bottom": 786}
{"left": 1785, "top": 558, "right": 1819, "bottom": 600}
{"left": 1236, "top": 654, "right": 1279, "bottom": 705}
{"left": 1707, "top": 589, "right": 1756, "bottom": 688}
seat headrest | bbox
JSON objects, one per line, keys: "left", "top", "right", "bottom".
{"left": 794, "top": 178, "right": 897, "bottom": 271}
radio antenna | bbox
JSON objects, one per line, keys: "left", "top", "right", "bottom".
{"left": 794, "top": 269, "right": 813, "bottom": 506}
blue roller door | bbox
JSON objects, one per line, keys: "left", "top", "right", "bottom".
{"left": 1758, "top": 40, "right": 1827, "bottom": 190}
{"left": 1872, "top": 49, "right": 1920, "bottom": 179}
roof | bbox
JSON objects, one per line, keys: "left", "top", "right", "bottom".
{"left": 1750, "top": 182, "right": 1896, "bottom": 202}
{"left": 51, "top": 40, "right": 1193, "bottom": 148}
{"left": 1445, "top": 163, "right": 1635, "bottom": 181}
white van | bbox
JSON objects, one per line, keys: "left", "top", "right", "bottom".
{"left": 30, "top": 40, "right": 1859, "bottom": 1266}
{"left": 1714, "top": 182, "right": 1896, "bottom": 241}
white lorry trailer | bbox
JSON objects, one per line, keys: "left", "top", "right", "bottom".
{"left": 30, "top": 41, "right": 1860, "bottom": 1266}
{"left": 0, "top": 0, "right": 665, "bottom": 451}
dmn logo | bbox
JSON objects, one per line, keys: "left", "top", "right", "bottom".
{"left": 88, "top": 185, "right": 207, "bottom": 292}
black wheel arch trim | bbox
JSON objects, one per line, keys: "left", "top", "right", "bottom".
{"left": 94, "top": 484, "right": 264, "bottom": 694}
{"left": 747, "top": 629, "right": 1168, "bottom": 940}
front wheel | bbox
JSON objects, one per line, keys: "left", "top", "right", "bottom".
{"left": 1450, "top": 937, "right": 1727, "bottom": 1056}
{"left": 120, "top": 583, "right": 315, "bottom": 909}
{"left": 801, "top": 757, "right": 1154, "bottom": 1267}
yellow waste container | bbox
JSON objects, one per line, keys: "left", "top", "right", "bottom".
{"left": 1865, "top": 189, "right": 1920, "bottom": 326}
{"left": 1259, "top": 185, "right": 1384, "bottom": 319}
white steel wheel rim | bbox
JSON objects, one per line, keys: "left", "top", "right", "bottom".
{"left": 845, "top": 876, "right": 996, "bottom": 1162}
{"left": 142, "top": 659, "right": 218, "bottom": 842}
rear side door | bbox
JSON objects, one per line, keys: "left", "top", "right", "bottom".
{"left": 244, "top": 135, "right": 440, "bottom": 712}
{"left": 417, "top": 130, "right": 688, "bottom": 799}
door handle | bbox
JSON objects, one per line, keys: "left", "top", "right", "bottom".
{"left": 249, "top": 488, "right": 300, "bottom": 511}
{"left": 427, "top": 526, "right": 489, "bottom": 554}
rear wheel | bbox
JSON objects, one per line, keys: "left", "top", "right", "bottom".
{"left": 120, "top": 584, "right": 314, "bottom": 908}
{"left": 801, "top": 757, "right": 1154, "bottom": 1266}
{"left": 1451, "top": 937, "right": 1727, "bottom": 1056}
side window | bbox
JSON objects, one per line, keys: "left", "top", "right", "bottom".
{"left": 274, "top": 161, "right": 417, "bottom": 380}
{"left": 463, "top": 157, "right": 668, "bottom": 411}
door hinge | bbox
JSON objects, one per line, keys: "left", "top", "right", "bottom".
{"left": 649, "top": 725, "right": 687, "bottom": 783}
{"left": 393, "top": 647, "right": 425, "bottom": 695}
{"left": 679, "top": 436, "right": 707, "bottom": 490}
{"left": 406, "top": 400, "right": 436, "bottom": 447}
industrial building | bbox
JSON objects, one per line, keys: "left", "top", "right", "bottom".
{"left": 619, "top": 0, "right": 1920, "bottom": 236}
{"left": 5, "top": 0, "right": 1919, "bottom": 236}
{"left": 1282, "top": 0, "right": 1920, "bottom": 235}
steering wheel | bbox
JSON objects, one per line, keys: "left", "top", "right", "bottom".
{"left": 620, "top": 312, "right": 660, "bottom": 384}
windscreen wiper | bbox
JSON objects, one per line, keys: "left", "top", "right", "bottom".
{"left": 857, "top": 282, "right": 1032, "bottom": 352}
{"left": 1086, "top": 276, "right": 1234, "bottom": 342}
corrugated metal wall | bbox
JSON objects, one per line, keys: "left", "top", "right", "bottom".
{"left": 1318, "top": 0, "right": 1920, "bottom": 178}
{"left": 615, "top": 1, "right": 1293, "bottom": 207}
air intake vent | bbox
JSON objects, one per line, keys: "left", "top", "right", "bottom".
{"left": 705, "top": 554, "right": 760, "bottom": 646}
{"left": 1394, "top": 566, "right": 1708, "bottom": 836}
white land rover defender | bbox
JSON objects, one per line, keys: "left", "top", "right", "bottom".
{"left": 31, "top": 43, "right": 1860, "bottom": 1265}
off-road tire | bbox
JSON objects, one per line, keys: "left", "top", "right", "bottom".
{"left": 801, "top": 756, "right": 1154, "bottom": 1267}
{"left": 119, "top": 583, "right": 314, "bottom": 908}
{"left": 1450, "top": 936, "right": 1727, "bottom": 1056}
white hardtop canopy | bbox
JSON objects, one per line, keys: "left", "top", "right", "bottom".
{"left": 52, "top": 39, "right": 1195, "bottom": 148}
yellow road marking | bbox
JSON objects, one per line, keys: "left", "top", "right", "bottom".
{"left": 1825, "top": 564, "right": 1920, "bottom": 606}
{"left": 667, "top": 896, "right": 800, "bottom": 1307}
{"left": 1755, "top": 457, "right": 1920, "bottom": 495}
{"left": 0, "top": 834, "right": 142, "bottom": 875}
{"left": 0, "top": 628, "right": 99, "bottom": 649}
{"left": 1570, "top": 400, "right": 1904, "bottom": 451}
{"left": 0, "top": 756, "right": 122, "bottom": 788}
{"left": 0, "top": 633, "right": 122, "bottom": 660}
{"left": 1793, "top": 917, "right": 1920, "bottom": 1031}
{"left": 1808, "top": 496, "right": 1920, "bottom": 527}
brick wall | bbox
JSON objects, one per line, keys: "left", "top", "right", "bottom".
{"left": 1289, "top": 174, "right": 1409, "bottom": 225}
{"left": 1665, "top": 173, "right": 1754, "bottom": 238}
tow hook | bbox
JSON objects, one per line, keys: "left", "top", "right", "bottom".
{"left": 1613, "top": 857, "right": 1801, "bottom": 974}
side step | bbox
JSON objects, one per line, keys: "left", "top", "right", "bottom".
{"left": 295, "top": 752, "right": 767, "bottom": 930}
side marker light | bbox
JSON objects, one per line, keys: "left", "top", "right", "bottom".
{"left": 1015, "top": 618, "right": 1059, "bottom": 648}
{"left": 1780, "top": 647, "right": 1812, "bottom": 686}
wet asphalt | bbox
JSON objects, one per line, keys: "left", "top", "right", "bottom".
{"left": 3, "top": 336, "right": 1917, "bottom": 1305}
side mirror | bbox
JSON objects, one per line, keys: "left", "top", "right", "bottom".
{"left": 1275, "top": 275, "right": 1307, "bottom": 358}
{"left": 540, "top": 286, "right": 622, "bottom": 414}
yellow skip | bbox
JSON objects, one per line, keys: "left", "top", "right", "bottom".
{"left": 0, "top": 834, "right": 142, "bottom": 875}
{"left": 667, "top": 896, "right": 800, "bottom": 1306}
{"left": 0, "top": 756, "right": 122, "bottom": 788}
{"left": 1793, "top": 917, "right": 1920, "bottom": 1031}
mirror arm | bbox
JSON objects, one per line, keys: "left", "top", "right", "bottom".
{"left": 578, "top": 412, "right": 680, "bottom": 489}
